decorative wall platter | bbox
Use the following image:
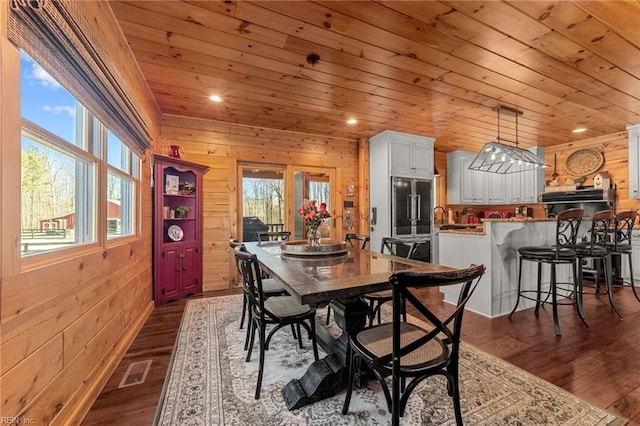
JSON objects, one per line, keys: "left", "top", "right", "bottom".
{"left": 564, "top": 148, "right": 604, "bottom": 176}
{"left": 168, "top": 225, "right": 184, "bottom": 241}
{"left": 281, "top": 240, "right": 347, "bottom": 256}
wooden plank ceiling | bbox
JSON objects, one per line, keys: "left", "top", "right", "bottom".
{"left": 110, "top": 1, "right": 640, "bottom": 153}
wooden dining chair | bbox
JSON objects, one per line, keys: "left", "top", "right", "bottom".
{"left": 257, "top": 230, "right": 291, "bottom": 243}
{"left": 325, "top": 233, "right": 371, "bottom": 325}
{"left": 229, "top": 239, "right": 286, "bottom": 334}
{"left": 234, "top": 248, "right": 319, "bottom": 399}
{"left": 361, "top": 237, "right": 417, "bottom": 326}
{"left": 342, "top": 264, "right": 486, "bottom": 426}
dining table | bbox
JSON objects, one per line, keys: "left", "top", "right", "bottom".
{"left": 244, "top": 240, "right": 454, "bottom": 410}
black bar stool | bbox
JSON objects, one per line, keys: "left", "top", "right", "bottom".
{"left": 509, "top": 208, "right": 587, "bottom": 336}
{"left": 575, "top": 209, "right": 621, "bottom": 319}
{"left": 607, "top": 210, "right": 639, "bottom": 302}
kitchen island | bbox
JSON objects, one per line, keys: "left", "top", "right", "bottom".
{"left": 438, "top": 218, "right": 577, "bottom": 318}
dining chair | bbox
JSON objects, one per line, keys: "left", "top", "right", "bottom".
{"left": 345, "top": 233, "right": 370, "bottom": 249}
{"left": 575, "top": 210, "right": 621, "bottom": 319}
{"left": 361, "top": 237, "right": 417, "bottom": 326}
{"left": 234, "top": 248, "right": 319, "bottom": 399}
{"left": 229, "top": 239, "right": 286, "bottom": 334}
{"left": 606, "top": 210, "right": 639, "bottom": 302}
{"left": 257, "top": 230, "right": 291, "bottom": 243}
{"left": 341, "top": 264, "right": 486, "bottom": 426}
{"left": 325, "top": 233, "right": 371, "bottom": 325}
{"left": 509, "top": 208, "right": 586, "bottom": 336}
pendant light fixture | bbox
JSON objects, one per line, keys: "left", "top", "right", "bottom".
{"left": 468, "top": 106, "right": 548, "bottom": 174}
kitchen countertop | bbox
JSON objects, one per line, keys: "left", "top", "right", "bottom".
{"left": 438, "top": 218, "right": 556, "bottom": 235}
{"left": 481, "top": 218, "right": 556, "bottom": 222}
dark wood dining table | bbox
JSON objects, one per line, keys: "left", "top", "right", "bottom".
{"left": 245, "top": 241, "right": 453, "bottom": 410}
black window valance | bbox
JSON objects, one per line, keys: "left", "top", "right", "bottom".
{"left": 8, "top": 0, "right": 153, "bottom": 155}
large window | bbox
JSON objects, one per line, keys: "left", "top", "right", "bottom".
{"left": 20, "top": 52, "right": 140, "bottom": 256}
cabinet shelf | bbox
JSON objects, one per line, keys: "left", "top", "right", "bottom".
{"left": 163, "top": 193, "right": 196, "bottom": 198}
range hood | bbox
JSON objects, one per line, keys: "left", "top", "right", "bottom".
{"left": 540, "top": 188, "right": 615, "bottom": 205}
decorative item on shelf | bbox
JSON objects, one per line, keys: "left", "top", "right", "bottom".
{"left": 174, "top": 205, "right": 189, "bottom": 218}
{"left": 165, "top": 174, "right": 180, "bottom": 194}
{"left": 593, "top": 171, "right": 611, "bottom": 189}
{"left": 169, "top": 145, "right": 181, "bottom": 159}
{"left": 298, "top": 200, "right": 330, "bottom": 247}
{"left": 182, "top": 182, "right": 196, "bottom": 194}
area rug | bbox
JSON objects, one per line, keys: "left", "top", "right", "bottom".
{"left": 154, "top": 295, "right": 626, "bottom": 425}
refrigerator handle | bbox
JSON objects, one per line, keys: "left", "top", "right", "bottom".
{"left": 416, "top": 194, "right": 421, "bottom": 220}
{"left": 407, "top": 194, "right": 412, "bottom": 221}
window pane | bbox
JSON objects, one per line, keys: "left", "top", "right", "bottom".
{"left": 21, "top": 136, "right": 95, "bottom": 255}
{"left": 107, "top": 130, "right": 128, "bottom": 171}
{"left": 20, "top": 51, "right": 84, "bottom": 149}
{"left": 107, "top": 170, "right": 134, "bottom": 239}
{"left": 241, "top": 167, "right": 285, "bottom": 242}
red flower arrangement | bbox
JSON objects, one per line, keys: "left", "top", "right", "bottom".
{"left": 298, "top": 200, "right": 330, "bottom": 231}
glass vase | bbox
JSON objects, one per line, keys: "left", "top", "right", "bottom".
{"left": 307, "top": 228, "right": 322, "bottom": 247}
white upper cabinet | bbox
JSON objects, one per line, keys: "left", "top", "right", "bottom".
{"left": 371, "top": 130, "right": 434, "bottom": 178}
{"left": 448, "top": 148, "right": 544, "bottom": 205}
{"left": 629, "top": 124, "right": 640, "bottom": 199}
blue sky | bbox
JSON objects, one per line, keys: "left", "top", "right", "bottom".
{"left": 20, "top": 51, "right": 126, "bottom": 169}
{"left": 21, "top": 51, "right": 77, "bottom": 144}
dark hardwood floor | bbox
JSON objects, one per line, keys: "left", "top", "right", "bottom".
{"left": 82, "top": 284, "right": 640, "bottom": 425}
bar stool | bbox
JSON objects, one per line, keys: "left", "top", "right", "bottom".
{"left": 509, "top": 208, "right": 587, "bottom": 336}
{"left": 607, "top": 210, "right": 639, "bottom": 302}
{"left": 575, "top": 210, "right": 621, "bottom": 319}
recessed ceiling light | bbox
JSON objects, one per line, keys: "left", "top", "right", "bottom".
{"left": 572, "top": 127, "right": 587, "bottom": 133}
{"left": 346, "top": 118, "right": 358, "bottom": 125}
{"left": 209, "top": 95, "right": 223, "bottom": 103}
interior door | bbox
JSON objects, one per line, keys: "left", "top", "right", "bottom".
{"left": 289, "top": 166, "right": 334, "bottom": 240}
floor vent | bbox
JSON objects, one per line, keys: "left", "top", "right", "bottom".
{"left": 118, "top": 360, "right": 152, "bottom": 389}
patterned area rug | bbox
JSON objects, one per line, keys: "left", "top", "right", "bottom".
{"left": 154, "top": 295, "right": 626, "bottom": 425}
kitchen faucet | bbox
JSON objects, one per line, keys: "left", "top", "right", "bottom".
{"left": 433, "top": 206, "right": 447, "bottom": 225}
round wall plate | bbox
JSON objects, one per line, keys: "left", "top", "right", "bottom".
{"left": 168, "top": 225, "right": 184, "bottom": 241}
{"left": 565, "top": 148, "right": 604, "bottom": 176}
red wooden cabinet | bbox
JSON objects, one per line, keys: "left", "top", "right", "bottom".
{"left": 153, "top": 155, "right": 208, "bottom": 306}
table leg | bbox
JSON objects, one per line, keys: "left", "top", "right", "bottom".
{"left": 281, "top": 298, "right": 369, "bottom": 410}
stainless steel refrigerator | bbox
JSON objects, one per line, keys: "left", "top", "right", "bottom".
{"left": 370, "top": 176, "right": 433, "bottom": 261}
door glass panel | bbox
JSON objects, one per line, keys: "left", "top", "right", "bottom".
{"left": 392, "top": 177, "right": 412, "bottom": 237}
{"left": 241, "top": 166, "right": 285, "bottom": 242}
{"left": 293, "top": 170, "right": 330, "bottom": 240}
{"left": 415, "top": 180, "right": 432, "bottom": 235}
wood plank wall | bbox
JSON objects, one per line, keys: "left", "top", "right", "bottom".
{"left": 159, "top": 115, "right": 360, "bottom": 291}
{"left": 0, "top": 3, "right": 158, "bottom": 424}
{"left": 439, "top": 131, "right": 639, "bottom": 218}
{"left": 544, "top": 131, "right": 639, "bottom": 213}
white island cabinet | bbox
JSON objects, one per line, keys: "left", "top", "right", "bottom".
{"left": 437, "top": 219, "right": 578, "bottom": 318}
